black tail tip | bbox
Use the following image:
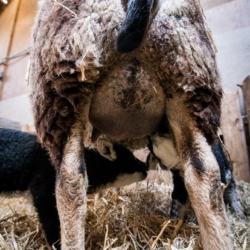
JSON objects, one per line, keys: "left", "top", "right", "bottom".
{"left": 116, "top": 31, "right": 144, "bottom": 53}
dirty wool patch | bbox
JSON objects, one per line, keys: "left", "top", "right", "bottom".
{"left": 0, "top": 180, "right": 249, "bottom": 250}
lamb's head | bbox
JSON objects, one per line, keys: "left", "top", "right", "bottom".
{"left": 86, "top": 137, "right": 148, "bottom": 194}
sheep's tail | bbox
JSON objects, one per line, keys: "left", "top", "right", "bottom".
{"left": 116, "top": 0, "right": 155, "bottom": 53}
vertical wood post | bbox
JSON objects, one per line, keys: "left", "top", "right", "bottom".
{"left": 242, "top": 76, "right": 250, "bottom": 134}
{"left": 221, "top": 89, "right": 250, "bottom": 182}
{"left": 241, "top": 76, "right": 250, "bottom": 159}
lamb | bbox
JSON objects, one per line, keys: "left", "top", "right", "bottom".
{"left": 30, "top": 0, "right": 232, "bottom": 249}
{"left": 0, "top": 128, "right": 147, "bottom": 249}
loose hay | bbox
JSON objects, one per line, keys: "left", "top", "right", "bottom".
{"left": 0, "top": 192, "right": 46, "bottom": 250}
{"left": 0, "top": 181, "right": 249, "bottom": 250}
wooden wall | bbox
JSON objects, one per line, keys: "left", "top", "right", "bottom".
{"left": 221, "top": 89, "right": 250, "bottom": 182}
{"left": 0, "top": 0, "right": 37, "bottom": 101}
{"left": 0, "top": 0, "right": 20, "bottom": 99}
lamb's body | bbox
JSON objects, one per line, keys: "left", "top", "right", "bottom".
{"left": 30, "top": 0, "right": 232, "bottom": 249}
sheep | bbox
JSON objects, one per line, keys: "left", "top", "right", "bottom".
{"left": 0, "top": 128, "right": 147, "bottom": 249}
{"left": 30, "top": 0, "right": 232, "bottom": 249}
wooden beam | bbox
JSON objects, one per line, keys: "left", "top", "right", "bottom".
{"left": 220, "top": 89, "right": 250, "bottom": 182}
{"left": 241, "top": 75, "right": 250, "bottom": 161}
{"left": 1, "top": 0, "right": 37, "bottom": 100}
{"left": 241, "top": 76, "right": 250, "bottom": 133}
{"left": 0, "top": 118, "right": 36, "bottom": 133}
{"left": 0, "top": 0, "right": 21, "bottom": 100}
{"left": 0, "top": 117, "right": 21, "bottom": 130}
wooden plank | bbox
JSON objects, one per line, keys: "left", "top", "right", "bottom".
{"left": 220, "top": 89, "right": 250, "bottom": 182}
{"left": 21, "top": 124, "right": 36, "bottom": 133}
{"left": 0, "top": 117, "right": 21, "bottom": 130}
{"left": 0, "top": 0, "right": 19, "bottom": 60}
{"left": 0, "top": 0, "right": 20, "bottom": 99}
{"left": 1, "top": 0, "right": 37, "bottom": 100}
{"left": 241, "top": 75, "right": 250, "bottom": 134}
{"left": 241, "top": 75, "right": 250, "bottom": 159}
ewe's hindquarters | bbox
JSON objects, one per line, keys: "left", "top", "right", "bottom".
{"left": 30, "top": 0, "right": 232, "bottom": 249}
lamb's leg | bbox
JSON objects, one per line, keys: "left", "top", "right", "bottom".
{"left": 224, "top": 176, "right": 245, "bottom": 219}
{"left": 29, "top": 164, "right": 60, "bottom": 250}
{"left": 170, "top": 170, "right": 189, "bottom": 220}
{"left": 212, "top": 141, "right": 245, "bottom": 219}
{"left": 147, "top": 135, "right": 189, "bottom": 219}
{"left": 166, "top": 93, "right": 232, "bottom": 250}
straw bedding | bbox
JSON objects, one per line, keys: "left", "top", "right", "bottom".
{"left": 0, "top": 178, "right": 249, "bottom": 250}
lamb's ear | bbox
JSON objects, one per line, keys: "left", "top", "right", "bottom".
{"left": 97, "top": 137, "right": 117, "bottom": 161}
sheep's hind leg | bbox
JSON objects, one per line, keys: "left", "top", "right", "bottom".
{"left": 165, "top": 93, "right": 233, "bottom": 250}
{"left": 32, "top": 72, "right": 93, "bottom": 250}
{"left": 56, "top": 121, "right": 88, "bottom": 250}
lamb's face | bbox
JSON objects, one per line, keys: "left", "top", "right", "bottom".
{"left": 86, "top": 137, "right": 148, "bottom": 194}
{"left": 97, "top": 137, "right": 148, "bottom": 176}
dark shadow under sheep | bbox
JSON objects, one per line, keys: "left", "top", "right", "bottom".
{"left": 30, "top": 0, "right": 234, "bottom": 249}
{"left": 0, "top": 129, "right": 245, "bottom": 249}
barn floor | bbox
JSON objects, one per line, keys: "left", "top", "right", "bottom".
{"left": 0, "top": 176, "right": 249, "bottom": 250}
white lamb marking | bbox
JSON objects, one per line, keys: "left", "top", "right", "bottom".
{"left": 151, "top": 134, "right": 182, "bottom": 170}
